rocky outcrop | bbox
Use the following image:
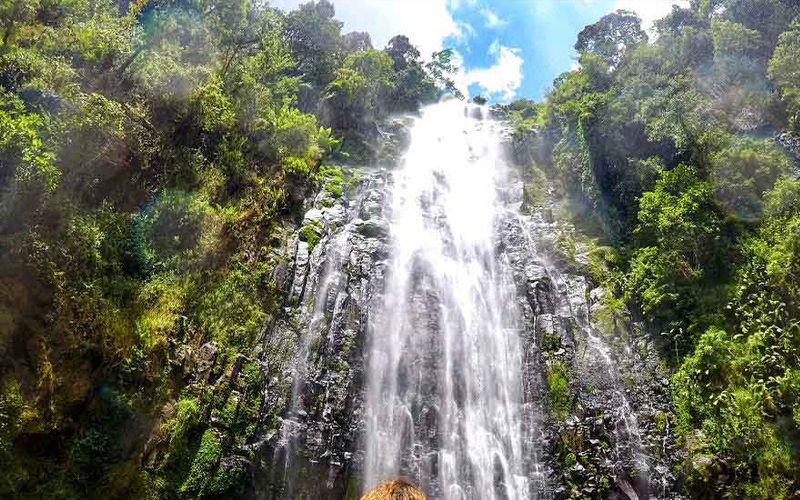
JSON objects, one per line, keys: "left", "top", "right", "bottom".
{"left": 239, "top": 122, "right": 412, "bottom": 499}
{"left": 500, "top": 171, "right": 682, "bottom": 500}
{"left": 211, "top": 117, "right": 681, "bottom": 500}
{"left": 775, "top": 131, "right": 800, "bottom": 172}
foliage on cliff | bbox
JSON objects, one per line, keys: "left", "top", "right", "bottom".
{"left": 0, "top": 1, "right": 459, "bottom": 498}
{"left": 503, "top": 2, "right": 800, "bottom": 498}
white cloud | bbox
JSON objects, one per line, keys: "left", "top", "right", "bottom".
{"left": 457, "top": 22, "right": 476, "bottom": 41}
{"left": 449, "top": 0, "right": 478, "bottom": 9}
{"left": 270, "top": 0, "right": 466, "bottom": 58}
{"left": 463, "top": 40, "right": 524, "bottom": 101}
{"left": 612, "top": 0, "right": 690, "bottom": 35}
{"left": 479, "top": 7, "right": 507, "bottom": 29}
{"left": 449, "top": 50, "right": 472, "bottom": 99}
{"left": 265, "top": 1, "right": 523, "bottom": 102}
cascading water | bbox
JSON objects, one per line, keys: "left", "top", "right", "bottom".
{"left": 363, "top": 101, "right": 533, "bottom": 500}
{"left": 262, "top": 98, "right": 674, "bottom": 500}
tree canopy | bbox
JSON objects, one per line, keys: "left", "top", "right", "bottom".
{"left": 0, "top": 1, "right": 463, "bottom": 498}
{"left": 506, "top": 2, "right": 800, "bottom": 497}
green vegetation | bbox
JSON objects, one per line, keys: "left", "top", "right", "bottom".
{"left": 502, "top": 1, "right": 800, "bottom": 498}
{"left": 547, "top": 361, "right": 574, "bottom": 421}
{"left": 2, "top": 0, "right": 800, "bottom": 498}
{"left": 317, "top": 164, "right": 345, "bottom": 198}
{"left": 0, "top": 0, "right": 460, "bottom": 498}
{"left": 299, "top": 219, "right": 324, "bottom": 249}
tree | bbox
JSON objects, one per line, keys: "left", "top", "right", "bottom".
{"left": 282, "top": 0, "right": 342, "bottom": 88}
{"left": 655, "top": 5, "right": 708, "bottom": 35}
{"left": 755, "top": 177, "right": 800, "bottom": 300}
{"left": 0, "top": 0, "right": 39, "bottom": 48}
{"left": 710, "top": 19, "right": 761, "bottom": 58}
{"left": 425, "top": 48, "right": 464, "bottom": 100}
{"left": 635, "top": 164, "right": 722, "bottom": 267}
{"left": 382, "top": 35, "right": 436, "bottom": 112}
{"left": 325, "top": 49, "right": 394, "bottom": 131}
{"left": 768, "top": 19, "right": 800, "bottom": 130}
{"left": 386, "top": 34, "right": 419, "bottom": 72}
{"left": 715, "top": 0, "right": 800, "bottom": 58}
{"left": 625, "top": 165, "right": 725, "bottom": 335}
{"left": 710, "top": 137, "right": 791, "bottom": 219}
{"left": 708, "top": 17, "right": 762, "bottom": 85}
{"left": 341, "top": 31, "right": 371, "bottom": 54}
{"left": 575, "top": 10, "right": 648, "bottom": 67}
{"left": 206, "top": 0, "right": 276, "bottom": 81}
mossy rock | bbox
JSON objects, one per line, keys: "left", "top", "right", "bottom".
{"left": 541, "top": 332, "right": 562, "bottom": 353}
{"left": 521, "top": 164, "right": 548, "bottom": 210}
{"left": 205, "top": 456, "right": 247, "bottom": 498}
{"left": 299, "top": 220, "right": 324, "bottom": 250}
{"left": 547, "top": 361, "right": 574, "bottom": 421}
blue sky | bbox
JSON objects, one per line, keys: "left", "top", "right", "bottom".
{"left": 449, "top": 1, "right": 617, "bottom": 100}
{"left": 272, "top": 0, "right": 688, "bottom": 102}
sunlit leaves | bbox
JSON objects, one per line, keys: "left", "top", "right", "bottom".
{"left": 193, "top": 76, "right": 235, "bottom": 132}
{"left": 637, "top": 165, "right": 721, "bottom": 259}
{"left": 0, "top": 92, "right": 59, "bottom": 218}
{"left": 575, "top": 9, "right": 647, "bottom": 68}
{"left": 709, "top": 137, "right": 791, "bottom": 219}
{"left": 425, "top": 48, "right": 464, "bottom": 100}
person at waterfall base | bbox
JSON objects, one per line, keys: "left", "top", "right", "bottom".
{"left": 361, "top": 479, "right": 428, "bottom": 500}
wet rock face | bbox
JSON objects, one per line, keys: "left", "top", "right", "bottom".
{"left": 775, "top": 131, "right": 800, "bottom": 170}
{"left": 499, "top": 177, "right": 682, "bottom": 500}
{"left": 239, "top": 120, "right": 680, "bottom": 500}
{"left": 247, "top": 165, "right": 393, "bottom": 500}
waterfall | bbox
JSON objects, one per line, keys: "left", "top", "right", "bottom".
{"left": 261, "top": 98, "right": 671, "bottom": 500}
{"left": 364, "top": 101, "right": 531, "bottom": 500}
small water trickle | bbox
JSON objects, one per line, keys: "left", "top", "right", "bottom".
{"left": 515, "top": 212, "right": 653, "bottom": 499}
{"left": 274, "top": 219, "right": 355, "bottom": 499}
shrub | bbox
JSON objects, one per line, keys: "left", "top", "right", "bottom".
{"left": 179, "top": 429, "right": 221, "bottom": 497}
{"left": 710, "top": 138, "right": 791, "bottom": 219}
{"left": 547, "top": 362, "right": 574, "bottom": 421}
{"left": 132, "top": 190, "right": 213, "bottom": 272}
{"left": 193, "top": 76, "right": 235, "bottom": 132}
{"left": 317, "top": 164, "right": 344, "bottom": 198}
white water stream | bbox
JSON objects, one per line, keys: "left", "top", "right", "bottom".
{"left": 363, "top": 102, "right": 530, "bottom": 500}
